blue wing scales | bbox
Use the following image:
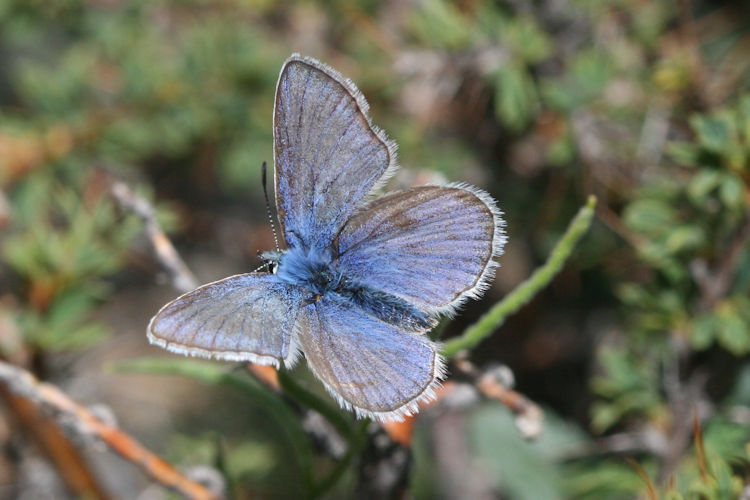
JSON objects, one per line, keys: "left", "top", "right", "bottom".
{"left": 337, "top": 184, "right": 505, "bottom": 315}
{"left": 148, "top": 273, "right": 304, "bottom": 367}
{"left": 297, "top": 294, "right": 444, "bottom": 421}
{"left": 273, "top": 55, "right": 395, "bottom": 250}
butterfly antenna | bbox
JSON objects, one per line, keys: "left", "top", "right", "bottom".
{"left": 251, "top": 261, "right": 270, "bottom": 273}
{"left": 262, "top": 161, "right": 280, "bottom": 251}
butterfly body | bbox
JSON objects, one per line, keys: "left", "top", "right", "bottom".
{"left": 271, "top": 245, "right": 434, "bottom": 330}
{"left": 148, "top": 54, "right": 506, "bottom": 421}
{"left": 274, "top": 246, "right": 343, "bottom": 297}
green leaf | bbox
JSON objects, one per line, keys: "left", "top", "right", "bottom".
{"left": 468, "top": 405, "right": 569, "bottom": 500}
{"left": 46, "top": 286, "right": 99, "bottom": 330}
{"left": 590, "top": 401, "right": 623, "bottom": 432}
{"left": 409, "top": 0, "right": 472, "bottom": 50}
{"left": 707, "top": 454, "right": 743, "bottom": 499}
{"left": 719, "top": 173, "right": 745, "bottom": 211}
{"left": 691, "top": 115, "right": 733, "bottom": 154}
{"left": 563, "top": 459, "right": 644, "bottom": 500}
{"left": 495, "top": 64, "right": 537, "bottom": 132}
{"left": 716, "top": 305, "right": 750, "bottom": 356}
{"left": 571, "top": 49, "right": 612, "bottom": 101}
{"left": 690, "top": 314, "right": 717, "bottom": 350}
{"left": 738, "top": 95, "right": 750, "bottom": 148}
{"left": 666, "top": 141, "right": 702, "bottom": 167}
{"left": 540, "top": 79, "right": 578, "bottom": 111}
{"left": 504, "top": 16, "right": 552, "bottom": 64}
{"left": 114, "top": 357, "right": 315, "bottom": 490}
{"left": 32, "top": 321, "right": 109, "bottom": 351}
{"left": 226, "top": 442, "right": 276, "bottom": 479}
{"left": 687, "top": 169, "right": 722, "bottom": 204}
{"left": 623, "top": 198, "right": 678, "bottom": 237}
{"left": 663, "top": 225, "right": 704, "bottom": 254}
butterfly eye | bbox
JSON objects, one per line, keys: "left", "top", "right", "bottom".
{"left": 259, "top": 250, "right": 282, "bottom": 274}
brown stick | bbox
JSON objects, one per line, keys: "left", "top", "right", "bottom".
{"left": 455, "top": 359, "right": 544, "bottom": 439}
{"left": 1, "top": 387, "right": 111, "bottom": 499}
{"left": 109, "top": 179, "right": 199, "bottom": 294}
{"left": 696, "top": 213, "right": 750, "bottom": 312}
{"left": 0, "top": 360, "right": 220, "bottom": 500}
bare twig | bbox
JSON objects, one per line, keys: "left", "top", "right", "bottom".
{"left": 476, "top": 371, "right": 543, "bottom": 440}
{"left": 454, "top": 359, "right": 544, "bottom": 439}
{"left": 0, "top": 188, "right": 11, "bottom": 228}
{"left": 560, "top": 428, "right": 670, "bottom": 460}
{"left": 1, "top": 387, "right": 110, "bottom": 499}
{"left": 695, "top": 213, "right": 750, "bottom": 312}
{"left": 0, "top": 360, "right": 221, "bottom": 500}
{"left": 635, "top": 99, "right": 670, "bottom": 168}
{"left": 693, "top": 412, "right": 709, "bottom": 481}
{"left": 109, "top": 180, "right": 199, "bottom": 294}
{"left": 659, "top": 370, "right": 709, "bottom": 482}
{"left": 627, "top": 457, "right": 659, "bottom": 500}
{"left": 677, "top": 0, "right": 700, "bottom": 95}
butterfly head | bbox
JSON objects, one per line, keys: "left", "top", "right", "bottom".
{"left": 259, "top": 250, "right": 283, "bottom": 274}
{"left": 274, "top": 246, "right": 343, "bottom": 296}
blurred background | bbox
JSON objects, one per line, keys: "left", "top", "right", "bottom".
{"left": 2, "top": 0, "right": 750, "bottom": 498}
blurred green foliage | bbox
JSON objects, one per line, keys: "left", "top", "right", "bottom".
{"left": 4, "top": 181, "right": 140, "bottom": 349}
{"left": 2, "top": 0, "right": 750, "bottom": 498}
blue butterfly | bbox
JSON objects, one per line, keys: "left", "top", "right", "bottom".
{"left": 148, "top": 54, "right": 505, "bottom": 421}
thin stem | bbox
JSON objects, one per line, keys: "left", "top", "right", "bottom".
{"left": 310, "top": 420, "right": 370, "bottom": 499}
{"left": 114, "top": 357, "right": 315, "bottom": 493}
{"left": 109, "top": 178, "right": 198, "bottom": 293}
{"left": 442, "top": 195, "right": 597, "bottom": 358}
{"left": 277, "top": 369, "right": 355, "bottom": 440}
{"left": 428, "top": 317, "right": 451, "bottom": 341}
{"left": 0, "top": 360, "right": 219, "bottom": 500}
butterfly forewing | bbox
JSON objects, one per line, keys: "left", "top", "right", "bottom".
{"left": 148, "top": 273, "right": 304, "bottom": 367}
{"left": 337, "top": 185, "right": 505, "bottom": 315}
{"left": 273, "top": 55, "right": 394, "bottom": 250}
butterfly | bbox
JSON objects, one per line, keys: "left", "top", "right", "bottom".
{"left": 147, "top": 54, "right": 505, "bottom": 421}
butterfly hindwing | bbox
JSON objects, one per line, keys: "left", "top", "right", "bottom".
{"left": 148, "top": 273, "right": 303, "bottom": 367}
{"left": 297, "top": 294, "right": 444, "bottom": 420}
{"left": 273, "top": 54, "right": 394, "bottom": 250}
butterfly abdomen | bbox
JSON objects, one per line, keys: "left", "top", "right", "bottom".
{"left": 336, "top": 279, "right": 434, "bottom": 332}
{"left": 275, "top": 247, "right": 432, "bottom": 331}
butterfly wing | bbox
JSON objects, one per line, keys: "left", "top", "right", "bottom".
{"left": 148, "top": 273, "right": 304, "bottom": 368}
{"left": 298, "top": 295, "right": 444, "bottom": 421}
{"left": 273, "top": 54, "right": 395, "bottom": 250}
{"left": 337, "top": 184, "right": 505, "bottom": 315}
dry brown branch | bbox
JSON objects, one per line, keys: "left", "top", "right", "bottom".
{"left": 455, "top": 359, "right": 544, "bottom": 439}
{"left": 381, "top": 361, "right": 545, "bottom": 445}
{"left": 475, "top": 371, "right": 544, "bottom": 439}
{"left": 560, "top": 429, "right": 669, "bottom": 460}
{"left": 695, "top": 213, "right": 750, "bottom": 312}
{"left": 1, "top": 386, "right": 110, "bottom": 499}
{"left": 109, "top": 179, "right": 199, "bottom": 294}
{"left": 627, "top": 457, "right": 659, "bottom": 500}
{"left": 0, "top": 360, "right": 221, "bottom": 500}
{"left": 0, "top": 189, "right": 11, "bottom": 228}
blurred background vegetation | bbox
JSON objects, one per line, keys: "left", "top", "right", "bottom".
{"left": 2, "top": 0, "right": 750, "bottom": 498}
